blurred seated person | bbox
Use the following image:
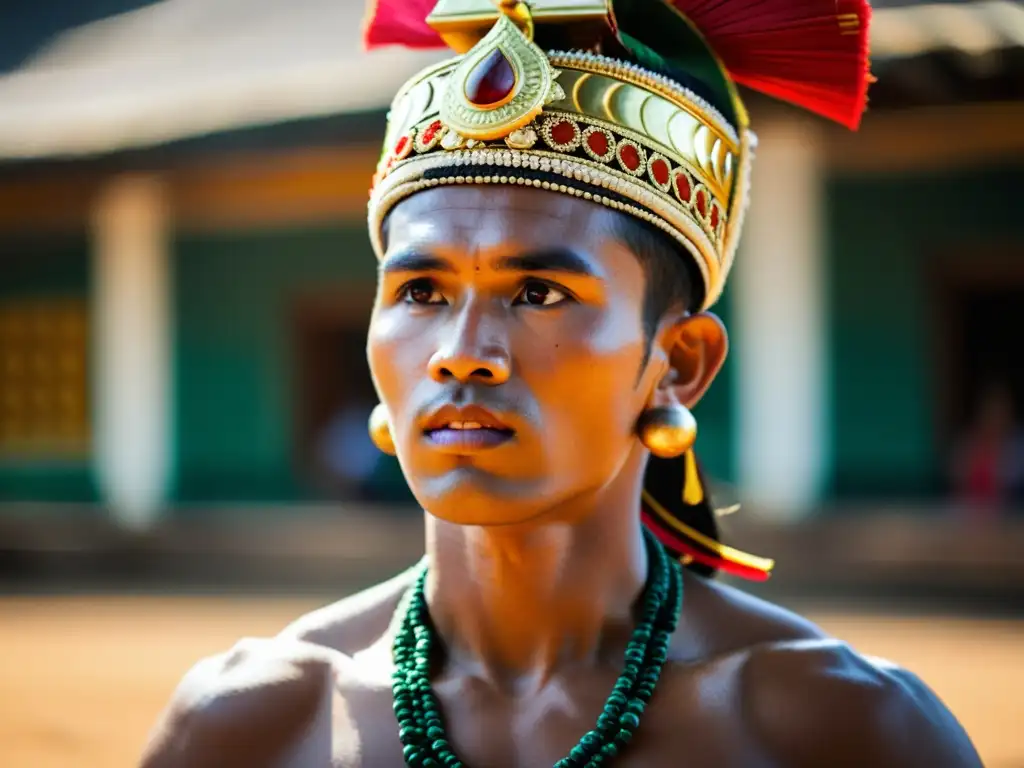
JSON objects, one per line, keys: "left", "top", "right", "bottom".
{"left": 316, "top": 402, "right": 413, "bottom": 504}
{"left": 316, "top": 401, "right": 383, "bottom": 500}
{"left": 953, "top": 383, "right": 1024, "bottom": 516}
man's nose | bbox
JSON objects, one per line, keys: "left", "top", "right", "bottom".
{"left": 428, "top": 300, "right": 511, "bottom": 385}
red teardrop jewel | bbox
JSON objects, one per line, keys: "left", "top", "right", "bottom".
{"left": 673, "top": 171, "right": 692, "bottom": 204}
{"left": 650, "top": 158, "right": 670, "bottom": 187}
{"left": 618, "top": 142, "right": 642, "bottom": 173}
{"left": 465, "top": 49, "right": 517, "bottom": 107}
{"left": 695, "top": 189, "right": 708, "bottom": 218}
{"left": 393, "top": 135, "right": 412, "bottom": 161}
{"left": 550, "top": 120, "right": 576, "bottom": 146}
{"left": 421, "top": 120, "right": 442, "bottom": 145}
{"left": 586, "top": 130, "right": 608, "bottom": 157}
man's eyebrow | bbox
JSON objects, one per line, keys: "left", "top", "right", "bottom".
{"left": 496, "top": 249, "right": 598, "bottom": 277}
{"left": 380, "top": 250, "right": 455, "bottom": 274}
{"left": 380, "top": 248, "right": 600, "bottom": 277}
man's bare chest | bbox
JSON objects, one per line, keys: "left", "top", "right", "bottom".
{"left": 328, "top": 660, "right": 765, "bottom": 768}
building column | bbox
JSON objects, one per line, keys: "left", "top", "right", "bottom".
{"left": 732, "top": 117, "right": 828, "bottom": 520}
{"left": 91, "top": 175, "right": 172, "bottom": 529}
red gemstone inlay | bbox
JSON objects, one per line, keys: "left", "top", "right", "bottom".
{"left": 673, "top": 171, "right": 692, "bottom": 203}
{"left": 421, "top": 120, "right": 442, "bottom": 144}
{"left": 650, "top": 158, "right": 670, "bottom": 186}
{"left": 394, "top": 135, "right": 410, "bottom": 157}
{"left": 710, "top": 204, "right": 720, "bottom": 230}
{"left": 550, "top": 120, "right": 576, "bottom": 146}
{"left": 586, "top": 130, "right": 609, "bottom": 157}
{"left": 465, "top": 49, "right": 516, "bottom": 106}
{"left": 696, "top": 190, "right": 708, "bottom": 218}
{"left": 619, "top": 143, "right": 641, "bottom": 171}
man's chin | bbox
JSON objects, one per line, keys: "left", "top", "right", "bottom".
{"left": 412, "top": 469, "right": 551, "bottom": 527}
{"left": 426, "top": 508, "right": 542, "bottom": 527}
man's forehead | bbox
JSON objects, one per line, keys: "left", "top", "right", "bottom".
{"left": 385, "top": 186, "right": 613, "bottom": 248}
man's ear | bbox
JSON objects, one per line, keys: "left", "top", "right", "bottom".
{"left": 656, "top": 312, "right": 728, "bottom": 409}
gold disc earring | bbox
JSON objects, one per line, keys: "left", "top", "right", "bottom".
{"left": 368, "top": 403, "right": 396, "bottom": 456}
{"left": 637, "top": 404, "right": 697, "bottom": 459}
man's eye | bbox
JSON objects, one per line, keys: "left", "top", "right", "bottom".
{"left": 400, "top": 280, "right": 446, "bottom": 305}
{"left": 514, "top": 280, "right": 570, "bottom": 307}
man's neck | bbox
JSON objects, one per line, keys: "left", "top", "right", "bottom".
{"left": 422, "top": 490, "right": 649, "bottom": 691}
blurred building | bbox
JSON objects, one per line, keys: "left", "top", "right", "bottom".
{"left": 0, "top": 0, "right": 1023, "bottom": 552}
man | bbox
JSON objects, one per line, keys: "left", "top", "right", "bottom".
{"left": 141, "top": 1, "right": 983, "bottom": 765}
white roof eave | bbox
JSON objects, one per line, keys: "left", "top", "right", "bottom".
{"left": 0, "top": 0, "right": 446, "bottom": 160}
{"left": 0, "top": 0, "right": 1020, "bottom": 161}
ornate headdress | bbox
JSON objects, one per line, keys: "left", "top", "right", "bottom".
{"left": 365, "top": 0, "right": 871, "bottom": 580}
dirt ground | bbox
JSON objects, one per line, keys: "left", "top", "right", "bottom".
{"left": 0, "top": 595, "right": 1021, "bottom": 767}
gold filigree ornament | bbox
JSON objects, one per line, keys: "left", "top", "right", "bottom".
{"left": 440, "top": 6, "right": 565, "bottom": 142}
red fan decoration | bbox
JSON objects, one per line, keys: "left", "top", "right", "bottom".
{"left": 668, "top": 0, "right": 872, "bottom": 129}
{"left": 364, "top": 0, "right": 444, "bottom": 49}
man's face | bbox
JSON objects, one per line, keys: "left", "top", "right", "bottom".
{"left": 368, "top": 186, "right": 668, "bottom": 526}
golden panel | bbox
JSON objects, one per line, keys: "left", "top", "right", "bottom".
{"left": 692, "top": 125, "right": 710, "bottom": 176}
{"left": 639, "top": 96, "right": 679, "bottom": 159}
{"left": 558, "top": 70, "right": 594, "bottom": 114}
{"left": 0, "top": 299, "right": 90, "bottom": 459}
{"left": 666, "top": 109, "right": 701, "bottom": 163}
{"left": 710, "top": 138, "right": 726, "bottom": 184}
{"left": 604, "top": 81, "right": 650, "bottom": 131}
{"left": 722, "top": 151, "right": 735, "bottom": 191}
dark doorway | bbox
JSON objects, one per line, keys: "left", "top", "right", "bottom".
{"left": 292, "top": 294, "right": 408, "bottom": 503}
{"left": 934, "top": 257, "right": 1024, "bottom": 511}
{"left": 958, "top": 288, "right": 1024, "bottom": 428}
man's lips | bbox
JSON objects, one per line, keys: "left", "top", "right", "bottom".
{"left": 422, "top": 403, "right": 514, "bottom": 432}
{"left": 422, "top": 403, "right": 515, "bottom": 452}
{"left": 424, "top": 427, "right": 513, "bottom": 451}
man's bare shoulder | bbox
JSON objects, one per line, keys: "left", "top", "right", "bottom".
{"left": 678, "top": 576, "right": 981, "bottom": 765}
{"left": 140, "top": 635, "right": 348, "bottom": 767}
{"left": 679, "top": 575, "right": 980, "bottom": 766}
{"left": 140, "top": 568, "right": 417, "bottom": 767}
{"left": 679, "top": 572, "right": 828, "bottom": 656}
{"left": 739, "top": 636, "right": 982, "bottom": 766}
{"left": 280, "top": 564, "right": 420, "bottom": 652}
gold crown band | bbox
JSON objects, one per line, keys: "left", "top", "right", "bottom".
{"left": 369, "top": 32, "right": 754, "bottom": 309}
{"left": 369, "top": 145, "right": 720, "bottom": 296}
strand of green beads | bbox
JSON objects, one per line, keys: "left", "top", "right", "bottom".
{"left": 395, "top": 533, "right": 671, "bottom": 768}
{"left": 392, "top": 630, "right": 417, "bottom": 761}
{"left": 587, "top": 544, "right": 684, "bottom": 767}
{"left": 391, "top": 528, "right": 681, "bottom": 767}
{"left": 397, "top": 572, "right": 463, "bottom": 767}
{"left": 393, "top": 570, "right": 441, "bottom": 766}
{"left": 414, "top": 601, "right": 460, "bottom": 768}
{"left": 555, "top": 530, "right": 672, "bottom": 767}
{"left": 579, "top": 535, "right": 678, "bottom": 766}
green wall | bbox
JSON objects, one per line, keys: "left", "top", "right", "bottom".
{"left": 826, "top": 163, "right": 1024, "bottom": 499}
{"left": 172, "top": 224, "right": 378, "bottom": 503}
{"left": 0, "top": 234, "right": 97, "bottom": 502}
{"left": 694, "top": 285, "right": 735, "bottom": 485}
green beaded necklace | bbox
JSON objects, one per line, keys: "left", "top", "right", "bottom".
{"left": 392, "top": 528, "right": 684, "bottom": 767}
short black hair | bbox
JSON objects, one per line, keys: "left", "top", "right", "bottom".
{"left": 608, "top": 213, "right": 704, "bottom": 345}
